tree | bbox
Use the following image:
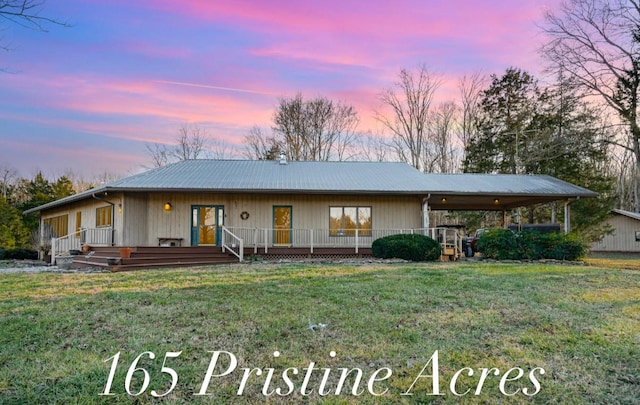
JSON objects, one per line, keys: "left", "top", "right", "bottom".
{"left": 374, "top": 65, "right": 442, "bottom": 171}
{"left": 0, "top": 195, "right": 29, "bottom": 249}
{"left": 458, "top": 72, "right": 486, "bottom": 163}
{"left": 1, "top": 0, "right": 69, "bottom": 56}
{"left": 464, "top": 67, "right": 542, "bottom": 174}
{"left": 243, "top": 126, "right": 282, "bottom": 160}
{"left": 245, "top": 94, "right": 360, "bottom": 161}
{"left": 464, "top": 67, "right": 615, "bottom": 239}
{"left": 146, "top": 123, "right": 210, "bottom": 168}
{"left": 430, "top": 101, "right": 459, "bottom": 173}
{"left": 541, "top": 0, "right": 640, "bottom": 210}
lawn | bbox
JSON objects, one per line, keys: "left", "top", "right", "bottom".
{"left": 0, "top": 260, "right": 638, "bottom": 404}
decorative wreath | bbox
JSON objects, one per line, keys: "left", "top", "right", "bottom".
{"left": 240, "top": 211, "right": 250, "bottom": 220}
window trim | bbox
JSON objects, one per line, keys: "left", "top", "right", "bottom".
{"left": 96, "top": 205, "right": 112, "bottom": 228}
{"left": 329, "top": 206, "right": 372, "bottom": 237}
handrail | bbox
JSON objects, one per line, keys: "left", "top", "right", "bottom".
{"left": 221, "top": 226, "right": 244, "bottom": 262}
{"left": 50, "top": 227, "right": 114, "bottom": 265}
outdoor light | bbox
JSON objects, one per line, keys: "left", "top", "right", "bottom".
{"left": 441, "top": 197, "right": 447, "bottom": 204}
{"left": 164, "top": 202, "right": 172, "bottom": 211}
{"left": 494, "top": 198, "right": 500, "bottom": 205}
{"left": 118, "top": 203, "right": 122, "bottom": 214}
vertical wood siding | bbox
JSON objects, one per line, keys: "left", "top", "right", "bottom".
{"left": 592, "top": 214, "right": 640, "bottom": 252}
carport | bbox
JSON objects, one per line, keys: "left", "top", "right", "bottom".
{"left": 420, "top": 173, "right": 599, "bottom": 233}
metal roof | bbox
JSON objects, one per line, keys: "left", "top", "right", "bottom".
{"left": 612, "top": 209, "right": 640, "bottom": 221}
{"left": 24, "top": 160, "right": 599, "bottom": 213}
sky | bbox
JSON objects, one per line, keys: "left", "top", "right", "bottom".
{"left": 0, "top": 0, "right": 562, "bottom": 179}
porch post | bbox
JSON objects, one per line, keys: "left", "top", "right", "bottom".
{"left": 422, "top": 197, "right": 430, "bottom": 230}
{"left": 355, "top": 228, "right": 359, "bottom": 254}
{"left": 264, "top": 228, "right": 268, "bottom": 254}
{"left": 253, "top": 228, "right": 258, "bottom": 254}
{"left": 502, "top": 210, "right": 507, "bottom": 229}
{"left": 564, "top": 199, "right": 571, "bottom": 234}
{"left": 310, "top": 229, "right": 314, "bottom": 254}
{"left": 51, "top": 237, "right": 56, "bottom": 266}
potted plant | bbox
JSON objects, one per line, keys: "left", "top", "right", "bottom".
{"left": 119, "top": 247, "right": 132, "bottom": 259}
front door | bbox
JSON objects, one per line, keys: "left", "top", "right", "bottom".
{"left": 191, "top": 205, "right": 224, "bottom": 246}
{"left": 273, "top": 206, "right": 292, "bottom": 245}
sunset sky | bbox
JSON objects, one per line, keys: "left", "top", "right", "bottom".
{"left": 0, "top": 0, "right": 562, "bottom": 178}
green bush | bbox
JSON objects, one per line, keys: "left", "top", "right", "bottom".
{"left": 3, "top": 248, "right": 39, "bottom": 260}
{"left": 477, "top": 230, "right": 586, "bottom": 261}
{"left": 372, "top": 234, "right": 441, "bottom": 262}
{"left": 0, "top": 247, "right": 5, "bottom": 260}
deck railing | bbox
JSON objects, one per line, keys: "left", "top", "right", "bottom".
{"left": 51, "top": 227, "right": 114, "bottom": 265}
{"left": 225, "top": 227, "right": 462, "bottom": 256}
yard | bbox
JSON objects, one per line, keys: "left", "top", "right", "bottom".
{"left": 0, "top": 259, "right": 638, "bottom": 404}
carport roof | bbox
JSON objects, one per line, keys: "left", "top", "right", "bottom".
{"left": 24, "top": 160, "right": 598, "bottom": 213}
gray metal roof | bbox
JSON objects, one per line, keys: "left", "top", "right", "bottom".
{"left": 24, "top": 160, "right": 598, "bottom": 213}
{"left": 612, "top": 209, "right": 640, "bottom": 221}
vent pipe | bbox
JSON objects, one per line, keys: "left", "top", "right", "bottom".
{"left": 279, "top": 152, "right": 287, "bottom": 165}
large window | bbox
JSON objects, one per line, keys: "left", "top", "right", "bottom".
{"left": 96, "top": 206, "right": 112, "bottom": 227}
{"left": 75, "top": 211, "right": 82, "bottom": 238}
{"left": 329, "top": 206, "right": 371, "bottom": 236}
{"left": 44, "top": 214, "right": 69, "bottom": 237}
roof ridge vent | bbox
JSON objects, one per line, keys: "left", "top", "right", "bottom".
{"left": 279, "top": 152, "right": 287, "bottom": 165}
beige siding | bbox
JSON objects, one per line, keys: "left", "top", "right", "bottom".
{"left": 41, "top": 193, "right": 124, "bottom": 245}
{"left": 122, "top": 193, "right": 148, "bottom": 246}
{"left": 141, "top": 192, "right": 422, "bottom": 246}
{"left": 592, "top": 214, "right": 640, "bottom": 252}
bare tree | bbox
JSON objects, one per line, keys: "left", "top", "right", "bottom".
{"left": 357, "top": 130, "right": 390, "bottom": 162}
{"left": 146, "top": 123, "right": 209, "bottom": 168}
{"left": 541, "top": 0, "right": 640, "bottom": 210}
{"left": 374, "top": 65, "right": 443, "bottom": 171}
{"left": 173, "top": 123, "right": 207, "bottom": 161}
{"left": 458, "top": 72, "right": 486, "bottom": 162}
{"left": 0, "top": 165, "right": 17, "bottom": 199}
{"left": 145, "top": 143, "right": 170, "bottom": 168}
{"left": 242, "top": 126, "right": 282, "bottom": 160}
{"left": 430, "top": 101, "right": 459, "bottom": 173}
{"left": 271, "top": 93, "right": 360, "bottom": 161}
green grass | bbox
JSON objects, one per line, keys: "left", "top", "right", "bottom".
{"left": 1, "top": 261, "right": 639, "bottom": 404}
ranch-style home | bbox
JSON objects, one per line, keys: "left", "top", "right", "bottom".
{"left": 24, "top": 159, "right": 598, "bottom": 268}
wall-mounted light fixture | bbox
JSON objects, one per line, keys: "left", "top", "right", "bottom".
{"left": 118, "top": 203, "right": 123, "bottom": 214}
{"left": 441, "top": 197, "right": 447, "bottom": 204}
{"left": 493, "top": 198, "right": 500, "bottom": 205}
{"left": 164, "top": 202, "right": 172, "bottom": 212}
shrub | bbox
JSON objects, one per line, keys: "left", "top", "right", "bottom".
{"left": 0, "top": 247, "right": 5, "bottom": 260}
{"left": 3, "top": 248, "right": 39, "bottom": 260}
{"left": 372, "top": 234, "right": 441, "bottom": 262}
{"left": 476, "top": 229, "right": 519, "bottom": 260}
{"left": 477, "top": 229, "right": 586, "bottom": 261}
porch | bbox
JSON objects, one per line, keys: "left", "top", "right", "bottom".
{"left": 52, "top": 226, "right": 463, "bottom": 269}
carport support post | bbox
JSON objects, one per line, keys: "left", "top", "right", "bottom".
{"left": 502, "top": 210, "right": 507, "bottom": 228}
{"left": 564, "top": 199, "right": 571, "bottom": 234}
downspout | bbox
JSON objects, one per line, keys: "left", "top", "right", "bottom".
{"left": 92, "top": 192, "right": 116, "bottom": 246}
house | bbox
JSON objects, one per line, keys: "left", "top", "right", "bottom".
{"left": 591, "top": 209, "right": 640, "bottom": 253}
{"left": 24, "top": 159, "right": 598, "bottom": 266}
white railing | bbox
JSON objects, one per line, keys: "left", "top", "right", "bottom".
{"left": 51, "top": 227, "right": 114, "bottom": 265}
{"left": 225, "top": 227, "right": 462, "bottom": 257}
{"left": 221, "top": 226, "right": 244, "bottom": 262}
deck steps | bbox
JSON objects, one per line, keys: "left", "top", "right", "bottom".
{"left": 71, "top": 246, "right": 239, "bottom": 271}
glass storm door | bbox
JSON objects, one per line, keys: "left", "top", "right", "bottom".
{"left": 273, "top": 206, "right": 292, "bottom": 245}
{"left": 191, "top": 206, "right": 224, "bottom": 246}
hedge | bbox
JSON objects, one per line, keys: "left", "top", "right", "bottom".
{"left": 476, "top": 229, "right": 586, "bottom": 261}
{"left": 372, "top": 234, "right": 441, "bottom": 262}
{"left": 0, "top": 248, "right": 39, "bottom": 260}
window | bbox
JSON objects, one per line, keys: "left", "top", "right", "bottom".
{"left": 44, "top": 214, "right": 69, "bottom": 237}
{"left": 329, "top": 206, "right": 371, "bottom": 236}
{"left": 636, "top": 231, "right": 640, "bottom": 242}
{"left": 96, "top": 206, "right": 112, "bottom": 227}
{"left": 75, "top": 211, "right": 82, "bottom": 238}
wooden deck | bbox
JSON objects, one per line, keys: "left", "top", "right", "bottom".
{"left": 71, "top": 246, "right": 239, "bottom": 271}
{"left": 70, "top": 246, "right": 373, "bottom": 271}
